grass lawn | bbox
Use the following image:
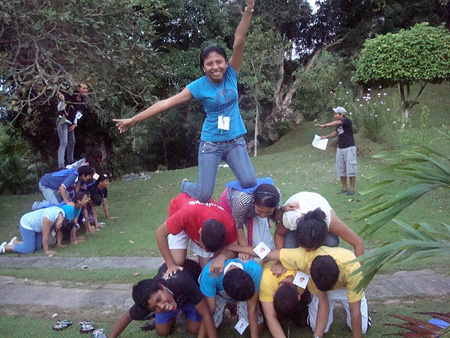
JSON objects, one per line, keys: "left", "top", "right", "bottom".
{"left": 0, "top": 296, "right": 448, "bottom": 337}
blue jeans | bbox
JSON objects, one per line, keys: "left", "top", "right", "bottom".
{"left": 14, "top": 224, "right": 43, "bottom": 254}
{"left": 56, "top": 117, "right": 75, "bottom": 169}
{"left": 181, "top": 136, "right": 256, "bottom": 202}
{"left": 39, "top": 182, "right": 60, "bottom": 205}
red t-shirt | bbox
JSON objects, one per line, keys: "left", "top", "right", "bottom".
{"left": 166, "top": 193, "right": 237, "bottom": 246}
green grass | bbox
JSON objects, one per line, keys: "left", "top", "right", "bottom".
{"left": 0, "top": 267, "right": 157, "bottom": 286}
{"left": 0, "top": 296, "right": 448, "bottom": 337}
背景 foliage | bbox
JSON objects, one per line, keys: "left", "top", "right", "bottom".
{"left": 353, "top": 129, "right": 450, "bottom": 290}
{"left": 353, "top": 23, "right": 450, "bottom": 116}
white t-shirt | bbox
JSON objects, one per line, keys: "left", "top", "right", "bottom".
{"left": 20, "top": 207, "right": 64, "bottom": 232}
{"left": 282, "top": 192, "right": 332, "bottom": 230}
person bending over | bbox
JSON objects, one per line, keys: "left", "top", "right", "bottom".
{"left": 155, "top": 193, "right": 237, "bottom": 278}
{"left": 199, "top": 258, "right": 263, "bottom": 338}
{"left": 110, "top": 259, "right": 216, "bottom": 337}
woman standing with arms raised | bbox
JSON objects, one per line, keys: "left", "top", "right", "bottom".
{"left": 114, "top": 0, "right": 257, "bottom": 202}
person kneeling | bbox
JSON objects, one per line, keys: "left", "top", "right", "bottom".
{"left": 109, "top": 259, "right": 216, "bottom": 338}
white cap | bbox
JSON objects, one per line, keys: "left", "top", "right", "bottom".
{"left": 282, "top": 209, "right": 302, "bottom": 231}
{"left": 332, "top": 106, "right": 347, "bottom": 114}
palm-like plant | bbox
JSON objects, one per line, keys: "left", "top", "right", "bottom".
{"left": 352, "top": 129, "right": 450, "bottom": 291}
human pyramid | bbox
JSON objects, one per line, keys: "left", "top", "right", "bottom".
{"left": 111, "top": 1, "right": 369, "bottom": 337}
{"left": 1, "top": 1, "right": 369, "bottom": 337}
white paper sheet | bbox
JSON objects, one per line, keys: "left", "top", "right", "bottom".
{"left": 312, "top": 134, "right": 328, "bottom": 150}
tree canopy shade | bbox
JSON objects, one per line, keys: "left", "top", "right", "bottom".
{"left": 353, "top": 23, "right": 450, "bottom": 116}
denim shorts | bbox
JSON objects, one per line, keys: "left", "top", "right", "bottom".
{"left": 155, "top": 303, "right": 202, "bottom": 324}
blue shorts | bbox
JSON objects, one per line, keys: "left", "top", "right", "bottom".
{"left": 155, "top": 304, "right": 202, "bottom": 325}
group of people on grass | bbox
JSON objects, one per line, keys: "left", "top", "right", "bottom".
{"left": 0, "top": 150, "right": 115, "bottom": 257}
{"left": 1, "top": 1, "right": 364, "bottom": 337}
{"left": 111, "top": 1, "right": 366, "bottom": 337}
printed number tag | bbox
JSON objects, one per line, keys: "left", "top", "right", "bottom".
{"left": 234, "top": 317, "right": 249, "bottom": 335}
{"left": 253, "top": 241, "right": 271, "bottom": 259}
{"left": 293, "top": 270, "right": 310, "bottom": 289}
{"left": 218, "top": 115, "right": 230, "bottom": 130}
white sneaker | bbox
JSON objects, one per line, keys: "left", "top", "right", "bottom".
{"left": 8, "top": 237, "right": 17, "bottom": 246}
{"left": 0, "top": 242, "right": 6, "bottom": 254}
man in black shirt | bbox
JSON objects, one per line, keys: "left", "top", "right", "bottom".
{"left": 315, "top": 106, "right": 357, "bottom": 195}
{"left": 109, "top": 259, "right": 217, "bottom": 338}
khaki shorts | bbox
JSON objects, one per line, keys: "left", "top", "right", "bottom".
{"left": 335, "top": 146, "right": 357, "bottom": 177}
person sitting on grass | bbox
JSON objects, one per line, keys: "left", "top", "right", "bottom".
{"left": 274, "top": 192, "right": 364, "bottom": 256}
{"left": 155, "top": 192, "right": 238, "bottom": 278}
{"left": 0, "top": 206, "right": 65, "bottom": 257}
{"left": 199, "top": 258, "right": 263, "bottom": 338}
{"left": 110, "top": 259, "right": 217, "bottom": 338}
{"left": 259, "top": 260, "right": 311, "bottom": 338}
{"left": 227, "top": 244, "right": 371, "bottom": 338}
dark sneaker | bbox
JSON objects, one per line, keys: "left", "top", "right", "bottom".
{"left": 346, "top": 191, "right": 355, "bottom": 196}
{"left": 337, "top": 189, "right": 348, "bottom": 194}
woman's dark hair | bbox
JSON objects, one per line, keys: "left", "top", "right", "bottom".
{"left": 132, "top": 279, "right": 163, "bottom": 308}
{"left": 199, "top": 44, "right": 228, "bottom": 74}
{"left": 295, "top": 208, "right": 328, "bottom": 250}
{"left": 223, "top": 269, "right": 255, "bottom": 301}
{"left": 253, "top": 184, "right": 279, "bottom": 208}
{"left": 273, "top": 283, "right": 299, "bottom": 319}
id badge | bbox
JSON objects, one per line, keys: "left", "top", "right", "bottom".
{"left": 218, "top": 115, "right": 230, "bottom": 130}
{"left": 234, "top": 317, "right": 249, "bottom": 335}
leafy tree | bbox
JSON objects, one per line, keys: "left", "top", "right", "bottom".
{"left": 353, "top": 23, "right": 450, "bottom": 119}
{"left": 0, "top": 0, "right": 164, "bottom": 167}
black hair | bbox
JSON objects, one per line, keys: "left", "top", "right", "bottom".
{"left": 201, "top": 219, "right": 227, "bottom": 252}
{"left": 253, "top": 184, "right": 279, "bottom": 208}
{"left": 86, "top": 150, "right": 103, "bottom": 171}
{"left": 97, "top": 172, "right": 110, "bottom": 183}
{"left": 91, "top": 193, "right": 102, "bottom": 206}
{"left": 223, "top": 269, "right": 255, "bottom": 301}
{"left": 295, "top": 208, "right": 328, "bottom": 250}
{"left": 273, "top": 283, "right": 299, "bottom": 319}
{"left": 310, "top": 255, "right": 339, "bottom": 291}
{"left": 77, "top": 165, "right": 93, "bottom": 177}
{"left": 132, "top": 279, "right": 163, "bottom": 308}
{"left": 199, "top": 44, "right": 228, "bottom": 74}
{"left": 73, "top": 190, "right": 90, "bottom": 205}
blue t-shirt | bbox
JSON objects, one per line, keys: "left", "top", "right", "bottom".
{"left": 40, "top": 169, "right": 78, "bottom": 190}
{"left": 20, "top": 207, "right": 65, "bottom": 232}
{"left": 187, "top": 65, "right": 247, "bottom": 142}
{"left": 199, "top": 258, "right": 262, "bottom": 300}
{"left": 61, "top": 204, "right": 82, "bottom": 221}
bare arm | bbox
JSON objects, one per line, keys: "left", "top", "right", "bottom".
{"left": 113, "top": 88, "right": 193, "bottom": 133}
{"left": 261, "top": 301, "right": 286, "bottom": 338}
{"left": 109, "top": 310, "right": 133, "bottom": 338}
{"left": 247, "top": 291, "right": 260, "bottom": 338}
{"left": 41, "top": 217, "right": 56, "bottom": 256}
{"left": 199, "top": 297, "right": 217, "bottom": 338}
{"left": 274, "top": 223, "right": 289, "bottom": 249}
{"left": 209, "top": 242, "right": 238, "bottom": 277}
{"left": 102, "top": 197, "right": 110, "bottom": 218}
{"left": 228, "top": 0, "right": 254, "bottom": 74}
{"left": 329, "top": 211, "right": 365, "bottom": 258}
{"left": 349, "top": 300, "right": 363, "bottom": 338}
{"left": 195, "top": 299, "right": 217, "bottom": 338}
{"left": 313, "top": 291, "right": 330, "bottom": 338}
{"left": 227, "top": 243, "right": 281, "bottom": 262}
{"left": 155, "top": 221, "right": 183, "bottom": 277}
{"left": 59, "top": 185, "right": 74, "bottom": 206}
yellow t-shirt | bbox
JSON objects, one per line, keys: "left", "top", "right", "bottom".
{"left": 279, "top": 246, "right": 364, "bottom": 303}
{"left": 259, "top": 261, "right": 302, "bottom": 302}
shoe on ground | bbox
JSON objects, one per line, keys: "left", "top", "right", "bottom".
{"left": 346, "top": 191, "right": 355, "bottom": 196}
{"left": 0, "top": 242, "right": 7, "bottom": 254}
{"left": 337, "top": 189, "right": 348, "bottom": 194}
